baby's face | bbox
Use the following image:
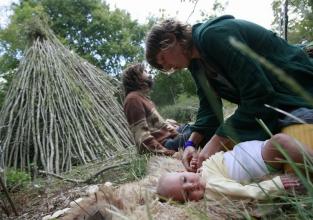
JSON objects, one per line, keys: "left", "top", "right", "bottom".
{"left": 161, "top": 172, "right": 206, "bottom": 202}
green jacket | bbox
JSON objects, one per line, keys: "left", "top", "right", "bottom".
{"left": 189, "top": 15, "right": 313, "bottom": 142}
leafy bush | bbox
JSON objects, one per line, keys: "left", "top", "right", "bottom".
{"left": 151, "top": 70, "right": 197, "bottom": 107}
{"left": 5, "top": 169, "right": 31, "bottom": 191}
{"left": 158, "top": 94, "right": 199, "bottom": 123}
{"left": 158, "top": 94, "right": 238, "bottom": 124}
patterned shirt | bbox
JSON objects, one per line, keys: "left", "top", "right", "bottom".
{"left": 123, "top": 91, "right": 177, "bottom": 154}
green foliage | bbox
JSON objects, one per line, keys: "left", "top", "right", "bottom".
{"left": 0, "top": 1, "right": 47, "bottom": 51}
{"left": 158, "top": 95, "right": 199, "bottom": 123}
{"left": 158, "top": 95, "right": 237, "bottom": 124}
{"left": 5, "top": 169, "right": 31, "bottom": 191}
{"left": 0, "top": 0, "right": 148, "bottom": 75}
{"left": 150, "top": 70, "right": 196, "bottom": 107}
{"left": 0, "top": 0, "right": 149, "bottom": 111}
{"left": 40, "top": 0, "right": 147, "bottom": 74}
{"left": 272, "top": 0, "right": 313, "bottom": 43}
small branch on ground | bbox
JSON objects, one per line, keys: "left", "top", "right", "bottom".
{"left": 39, "top": 161, "right": 131, "bottom": 184}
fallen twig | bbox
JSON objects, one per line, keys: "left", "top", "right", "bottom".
{"left": 38, "top": 170, "right": 85, "bottom": 184}
{"left": 39, "top": 161, "right": 131, "bottom": 184}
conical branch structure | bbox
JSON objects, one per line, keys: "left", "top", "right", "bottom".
{"left": 0, "top": 20, "right": 134, "bottom": 174}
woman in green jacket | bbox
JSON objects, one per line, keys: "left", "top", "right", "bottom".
{"left": 145, "top": 15, "right": 313, "bottom": 172}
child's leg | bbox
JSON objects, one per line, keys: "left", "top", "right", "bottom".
{"left": 261, "top": 133, "right": 313, "bottom": 170}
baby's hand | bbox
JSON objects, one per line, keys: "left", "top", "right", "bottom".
{"left": 190, "top": 153, "right": 199, "bottom": 171}
{"left": 280, "top": 174, "right": 306, "bottom": 194}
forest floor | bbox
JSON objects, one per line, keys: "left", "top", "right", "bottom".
{"left": 1, "top": 149, "right": 148, "bottom": 219}
{"left": 1, "top": 149, "right": 311, "bottom": 220}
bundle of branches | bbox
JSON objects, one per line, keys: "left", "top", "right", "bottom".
{"left": 0, "top": 19, "right": 134, "bottom": 174}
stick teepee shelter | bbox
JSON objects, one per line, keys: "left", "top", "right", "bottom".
{"left": 0, "top": 20, "right": 134, "bottom": 174}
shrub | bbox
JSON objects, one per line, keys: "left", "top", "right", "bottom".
{"left": 158, "top": 95, "right": 199, "bottom": 123}
{"left": 158, "top": 95, "right": 238, "bottom": 123}
{"left": 5, "top": 169, "right": 31, "bottom": 191}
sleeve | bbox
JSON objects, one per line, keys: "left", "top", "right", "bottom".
{"left": 200, "top": 22, "right": 279, "bottom": 141}
{"left": 124, "top": 97, "right": 169, "bottom": 153}
{"left": 189, "top": 68, "right": 223, "bottom": 139}
{"left": 206, "top": 175, "right": 284, "bottom": 200}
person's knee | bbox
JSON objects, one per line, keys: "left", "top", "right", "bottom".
{"left": 271, "top": 133, "right": 293, "bottom": 145}
{"left": 270, "top": 133, "right": 297, "bottom": 151}
{"left": 264, "top": 134, "right": 286, "bottom": 154}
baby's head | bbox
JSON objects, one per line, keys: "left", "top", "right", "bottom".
{"left": 157, "top": 171, "right": 206, "bottom": 202}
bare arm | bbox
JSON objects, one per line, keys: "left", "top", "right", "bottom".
{"left": 197, "top": 134, "right": 233, "bottom": 167}
{"left": 188, "top": 131, "right": 204, "bottom": 146}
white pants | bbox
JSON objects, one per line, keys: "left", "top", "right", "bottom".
{"left": 223, "top": 140, "right": 269, "bottom": 182}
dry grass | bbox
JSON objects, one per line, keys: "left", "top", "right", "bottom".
{"left": 59, "top": 155, "right": 281, "bottom": 220}
{"left": 2, "top": 152, "right": 309, "bottom": 219}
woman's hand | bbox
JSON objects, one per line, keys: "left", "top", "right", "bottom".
{"left": 182, "top": 131, "right": 205, "bottom": 172}
{"left": 197, "top": 135, "right": 232, "bottom": 167}
{"left": 182, "top": 146, "right": 198, "bottom": 172}
{"left": 190, "top": 152, "right": 199, "bottom": 171}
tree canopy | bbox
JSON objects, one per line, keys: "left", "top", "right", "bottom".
{"left": 1, "top": 0, "right": 313, "bottom": 109}
{"left": 272, "top": 0, "right": 313, "bottom": 43}
{"left": 150, "top": 70, "right": 197, "bottom": 106}
{"left": 0, "top": 0, "right": 148, "bottom": 75}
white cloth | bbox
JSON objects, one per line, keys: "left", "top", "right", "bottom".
{"left": 201, "top": 142, "right": 284, "bottom": 200}
{"left": 223, "top": 140, "right": 269, "bottom": 182}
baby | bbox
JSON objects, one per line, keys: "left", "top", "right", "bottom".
{"left": 157, "top": 170, "right": 206, "bottom": 201}
{"left": 157, "top": 133, "right": 311, "bottom": 202}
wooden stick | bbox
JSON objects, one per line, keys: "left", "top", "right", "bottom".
{"left": 0, "top": 175, "right": 18, "bottom": 216}
{"left": 38, "top": 161, "right": 130, "bottom": 184}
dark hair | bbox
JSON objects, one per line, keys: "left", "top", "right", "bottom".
{"left": 145, "top": 19, "right": 193, "bottom": 70}
{"left": 122, "top": 63, "right": 147, "bottom": 95}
